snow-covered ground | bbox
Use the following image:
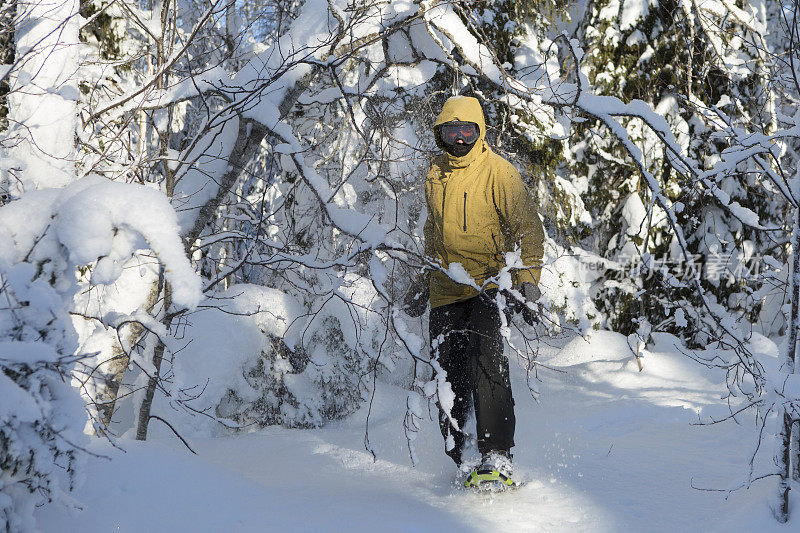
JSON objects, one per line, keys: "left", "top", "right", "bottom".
{"left": 37, "top": 331, "right": 798, "bottom": 532}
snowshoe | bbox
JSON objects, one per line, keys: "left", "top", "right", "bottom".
{"left": 463, "top": 451, "right": 517, "bottom": 491}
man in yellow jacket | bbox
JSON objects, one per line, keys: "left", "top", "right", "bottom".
{"left": 405, "top": 96, "right": 544, "bottom": 488}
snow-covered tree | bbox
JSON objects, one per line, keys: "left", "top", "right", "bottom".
{"left": 0, "top": 1, "right": 200, "bottom": 529}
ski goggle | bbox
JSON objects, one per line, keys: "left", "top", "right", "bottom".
{"left": 438, "top": 122, "right": 479, "bottom": 145}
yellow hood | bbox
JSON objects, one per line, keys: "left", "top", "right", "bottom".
{"left": 434, "top": 96, "right": 487, "bottom": 166}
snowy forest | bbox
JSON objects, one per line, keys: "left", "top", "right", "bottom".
{"left": 2, "top": 0, "right": 800, "bottom": 530}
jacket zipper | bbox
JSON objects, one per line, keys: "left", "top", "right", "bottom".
{"left": 441, "top": 181, "right": 448, "bottom": 233}
{"left": 463, "top": 192, "right": 467, "bottom": 232}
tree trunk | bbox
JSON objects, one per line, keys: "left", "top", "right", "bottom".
{"left": 135, "top": 274, "right": 171, "bottom": 440}
{"left": 792, "top": 419, "right": 800, "bottom": 482}
{"left": 775, "top": 409, "right": 792, "bottom": 523}
{"left": 0, "top": 0, "right": 16, "bottom": 136}
{"left": 775, "top": 203, "right": 800, "bottom": 519}
{"left": 225, "top": 0, "right": 236, "bottom": 58}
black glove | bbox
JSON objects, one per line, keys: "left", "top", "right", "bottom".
{"left": 502, "top": 282, "right": 540, "bottom": 326}
{"left": 402, "top": 280, "right": 429, "bottom": 318}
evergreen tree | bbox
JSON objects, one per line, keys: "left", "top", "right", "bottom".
{"left": 577, "top": 0, "right": 785, "bottom": 345}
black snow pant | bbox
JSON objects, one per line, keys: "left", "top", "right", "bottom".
{"left": 429, "top": 291, "right": 515, "bottom": 466}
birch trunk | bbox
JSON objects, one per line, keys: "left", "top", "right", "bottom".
{"left": 775, "top": 204, "right": 800, "bottom": 521}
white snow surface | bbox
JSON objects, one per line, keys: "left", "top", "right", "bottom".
{"left": 35, "top": 330, "right": 799, "bottom": 532}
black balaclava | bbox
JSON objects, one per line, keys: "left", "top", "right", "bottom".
{"left": 444, "top": 140, "right": 476, "bottom": 157}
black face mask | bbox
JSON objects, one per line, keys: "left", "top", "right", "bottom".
{"left": 443, "top": 141, "right": 477, "bottom": 157}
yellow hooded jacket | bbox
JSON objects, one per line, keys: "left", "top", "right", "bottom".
{"left": 424, "top": 96, "right": 545, "bottom": 309}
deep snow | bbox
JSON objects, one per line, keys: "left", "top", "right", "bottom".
{"left": 36, "top": 331, "right": 799, "bottom": 532}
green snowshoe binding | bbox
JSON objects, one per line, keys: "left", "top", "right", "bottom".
{"left": 463, "top": 467, "right": 516, "bottom": 490}
{"left": 463, "top": 452, "right": 517, "bottom": 490}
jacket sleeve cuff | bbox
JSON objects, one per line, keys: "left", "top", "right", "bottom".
{"left": 513, "top": 267, "right": 540, "bottom": 287}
